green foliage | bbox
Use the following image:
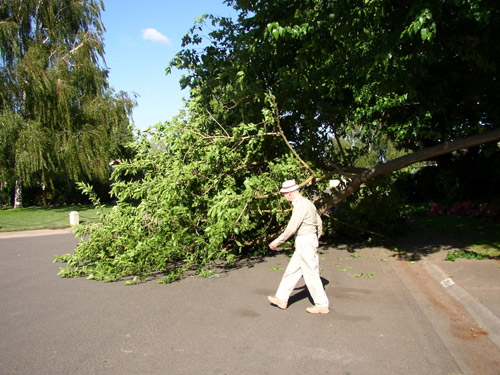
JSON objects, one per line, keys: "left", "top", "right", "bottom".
{"left": 0, "top": 181, "right": 12, "bottom": 207}
{"left": 174, "top": 0, "right": 499, "bottom": 161}
{"left": 445, "top": 249, "right": 487, "bottom": 261}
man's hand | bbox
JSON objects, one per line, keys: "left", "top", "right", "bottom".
{"left": 269, "top": 241, "right": 279, "bottom": 250}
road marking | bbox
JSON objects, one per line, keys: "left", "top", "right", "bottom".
{"left": 440, "top": 278, "right": 455, "bottom": 288}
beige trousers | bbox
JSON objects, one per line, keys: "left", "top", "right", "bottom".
{"left": 275, "top": 234, "right": 329, "bottom": 308}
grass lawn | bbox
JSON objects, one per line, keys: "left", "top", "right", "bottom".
{"left": 0, "top": 205, "right": 111, "bottom": 232}
{"left": 414, "top": 215, "right": 500, "bottom": 258}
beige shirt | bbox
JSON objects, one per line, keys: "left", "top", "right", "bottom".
{"left": 274, "top": 194, "right": 322, "bottom": 246}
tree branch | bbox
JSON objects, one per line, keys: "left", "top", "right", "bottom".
{"left": 319, "top": 127, "right": 500, "bottom": 214}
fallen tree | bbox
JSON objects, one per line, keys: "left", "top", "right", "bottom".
{"left": 54, "top": 99, "right": 500, "bottom": 283}
{"left": 55, "top": 0, "right": 500, "bottom": 282}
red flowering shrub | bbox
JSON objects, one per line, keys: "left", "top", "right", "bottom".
{"left": 427, "top": 201, "right": 500, "bottom": 223}
{"left": 427, "top": 202, "right": 447, "bottom": 217}
{"left": 477, "top": 202, "right": 500, "bottom": 223}
{"left": 448, "top": 201, "right": 476, "bottom": 217}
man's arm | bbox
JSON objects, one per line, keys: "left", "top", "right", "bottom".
{"left": 269, "top": 205, "right": 305, "bottom": 249}
{"left": 316, "top": 211, "right": 323, "bottom": 241}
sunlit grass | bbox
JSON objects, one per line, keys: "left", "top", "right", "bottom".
{"left": 0, "top": 205, "right": 111, "bottom": 232}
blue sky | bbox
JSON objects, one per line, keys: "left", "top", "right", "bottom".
{"left": 101, "top": 0, "right": 238, "bottom": 130}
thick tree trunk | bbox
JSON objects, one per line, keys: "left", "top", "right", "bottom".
{"left": 14, "top": 180, "right": 22, "bottom": 208}
{"left": 320, "top": 127, "right": 500, "bottom": 213}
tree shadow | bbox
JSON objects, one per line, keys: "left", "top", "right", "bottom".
{"left": 120, "top": 250, "right": 292, "bottom": 285}
{"left": 386, "top": 222, "right": 469, "bottom": 262}
{"left": 319, "top": 239, "right": 369, "bottom": 254}
{"left": 214, "top": 255, "right": 268, "bottom": 273}
{"left": 209, "top": 247, "right": 295, "bottom": 275}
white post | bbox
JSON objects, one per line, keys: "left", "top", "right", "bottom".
{"left": 69, "top": 211, "right": 79, "bottom": 226}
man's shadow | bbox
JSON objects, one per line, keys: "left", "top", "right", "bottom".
{"left": 287, "top": 277, "right": 330, "bottom": 306}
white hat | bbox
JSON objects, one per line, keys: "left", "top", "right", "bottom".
{"left": 280, "top": 179, "right": 299, "bottom": 193}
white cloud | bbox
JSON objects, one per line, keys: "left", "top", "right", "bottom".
{"left": 141, "top": 28, "right": 171, "bottom": 44}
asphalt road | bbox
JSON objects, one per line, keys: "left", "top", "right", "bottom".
{"left": 1, "top": 230, "right": 499, "bottom": 374}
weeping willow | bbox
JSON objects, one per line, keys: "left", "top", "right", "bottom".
{"left": 0, "top": 0, "right": 134, "bottom": 205}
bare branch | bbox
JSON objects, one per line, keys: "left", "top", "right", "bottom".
{"left": 268, "top": 92, "right": 315, "bottom": 175}
{"left": 235, "top": 200, "right": 250, "bottom": 225}
{"left": 186, "top": 127, "right": 278, "bottom": 141}
{"left": 206, "top": 108, "right": 230, "bottom": 137}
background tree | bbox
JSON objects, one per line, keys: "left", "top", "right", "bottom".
{"left": 56, "top": 0, "right": 500, "bottom": 282}
{"left": 0, "top": 0, "right": 135, "bottom": 207}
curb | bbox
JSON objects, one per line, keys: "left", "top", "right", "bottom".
{"left": 0, "top": 228, "right": 74, "bottom": 239}
{"left": 420, "top": 257, "right": 500, "bottom": 350}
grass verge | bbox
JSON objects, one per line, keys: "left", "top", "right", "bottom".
{"left": 0, "top": 205, "right": 111, "bottom": 232}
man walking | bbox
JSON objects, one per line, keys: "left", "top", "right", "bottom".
{"left": 268, "top": 179, "right": 330, "bottom": 314}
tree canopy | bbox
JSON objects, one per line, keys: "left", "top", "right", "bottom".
{"left": 0, "top": 0, "right": 135, "bottom": 205}
{"left": 56, "top": 0, "right": 500, "bottom": 283}
{"left": 170, "top": 0, "right": 500, "bottom": 209}
{"left": 172, "top": 0, "right": 499, "bottom": 156}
